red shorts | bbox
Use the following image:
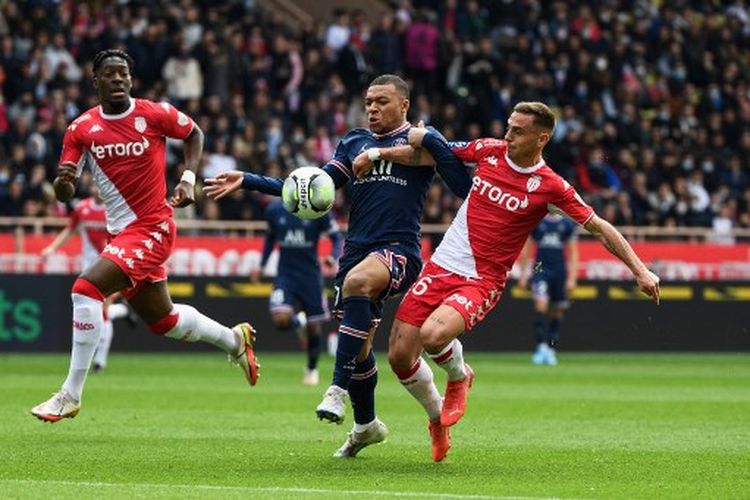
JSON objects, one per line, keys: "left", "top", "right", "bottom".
{"left": 395, "top": 260, "right": 505, "bottom": 330}
{"left": 101, "top": 218, "right": 176, "bottom": 299}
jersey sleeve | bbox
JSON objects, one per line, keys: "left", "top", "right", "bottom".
{"left": 59, "top": 125, "right": 87, "bottom": 175}
{"left": 423, "top": 127, "right": 472, "bottom": 198}
{"left": 151, "top": 101, "right": 195, "bottom": 140}
{"left": 448, "top": 138, "right": 505, "bottom": 163}
{"left": 323, "top": 135, "right": 355, "bottom": 189}
{"left": 550, "top": 178, "right": 595, "bottom": 225}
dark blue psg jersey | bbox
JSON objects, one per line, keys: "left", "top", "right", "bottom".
{"left": 263, "top": 199, "right": 341, "bottom": 278}
{"left": 323, "top": 123, "right": 471, "bottom": 249}
{"left": 532, "top": 214, "right": 577, "bottom": 272}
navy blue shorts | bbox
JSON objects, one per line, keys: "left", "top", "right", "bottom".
{"left": 332, "top": 242, "right": 422, "bottom": 325}
{"left": 531, "top": 269, "right": 569, "bottom": 308}
{"left": 269, "top": 274, "right": 330, "bottom": 322}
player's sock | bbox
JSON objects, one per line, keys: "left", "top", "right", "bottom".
{"left": 395, "top": 357, "right": 442, "bottom": 421}
{"left": 349, "top": 350, "right": 378, "bottom": 426}
{"left": 108, "top": 302, "right": 129, "bottom": 321}
{"left": 62, "top": 279, "right": 105, "bottom": 401}
{"left": 93, "top": 319, "right": 114, "bottom": 368}
{"left": 533, "top": 312, "right": 547, "bottom": 345}
{"left": 150, "top": 304, "right": 239, "bottom": 353}
{"left": 306, "top": 327, "right": 321, "bottom": 370}
{"left": 428, "top": 338, "right": 466, "bottom": 381}
{"left": 332, "top": 295, "right": 371, "bottom": 389}
{"left": 548, "top": 318, "right": 562, "bottom": 349}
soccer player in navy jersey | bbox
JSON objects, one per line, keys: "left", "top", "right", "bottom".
{"left": 258, "top": 199, "right": 343, "bottom": 385}
{"left": 205, "top": 74, "right": 472, "bottom": 457}
{"left": 518, "top": 213, "right": 579, "bottom": 365}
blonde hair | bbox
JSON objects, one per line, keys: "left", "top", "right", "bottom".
{"left": 513, "top": 102, "right": 556, "bottom": 132}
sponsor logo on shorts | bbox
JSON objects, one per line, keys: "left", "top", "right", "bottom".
{"left": 73, "top": 321, "right": 95, "bottom": 331}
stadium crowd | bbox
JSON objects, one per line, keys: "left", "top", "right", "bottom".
{"left": 1, "top": 0, "right": 750, "bottom": 237}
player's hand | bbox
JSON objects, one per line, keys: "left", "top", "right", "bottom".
{"left": 408, "top": 120, "right": 428, "bottom": 147}
{"left": 204, "top": 171, "right": 244, "bottom": 200}
{"left": 566, "top": 278, "right": 577, "bottom": 294}
{"left": 250, "top": 268, "right": 261, "bottom": 283}
{"left": 353, "top": 151, "right": 374, "bottom": 178}
{"left": 636, "top": 269, "right": 660, "bottom": 304}
{"left": 57, "top": 162, "right": 78, "bottom": 182}
{"left": 518, "top": 276, "right": 529, "bottom": 290}
{"left": 169, "top": 181, "right": 195, "bottom": 207}
{"left": 41, "top": 245, "right": 54, "bottom": 257}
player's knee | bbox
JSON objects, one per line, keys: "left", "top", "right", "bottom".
{"left": 71, "top": 278, "right": 105, "bottom": 302}
{"left": 342, "top": 271, "right": 379, "bottom": 298}
{"left": 271, "top": 313, "right": 292, "bottom": 329}
{"left": 419, "top": 322, "right": 451, "bottom": 352}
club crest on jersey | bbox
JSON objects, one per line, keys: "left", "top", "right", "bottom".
{"left": 134, "top": 116, "right": 147, "bottom": 133}
{"left": 527, "top": 175, "right": 542, "bottom": 192}
{"left": 393, "top": 137, "right": 407, "bottom": 146}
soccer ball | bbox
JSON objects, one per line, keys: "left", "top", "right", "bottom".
{"left": 281, "top": 166, "right": 335, "bottom": 220}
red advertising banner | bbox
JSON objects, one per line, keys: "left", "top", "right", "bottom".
{"left": 1, "top": 234, "right": 748, "bottom": 280}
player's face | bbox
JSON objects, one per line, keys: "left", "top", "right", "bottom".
{"left": 94, "top": 58, "right": 132, "bottom": 107}
{"left": 504, "top": 112, "right": 549, "bottom": 164}
{"left": 365, "top": 84, "right": 408, "bottom": 134}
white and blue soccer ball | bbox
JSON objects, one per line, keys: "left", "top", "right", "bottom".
{"left": 281, "top": 166, "right": 335, "bottom": 220}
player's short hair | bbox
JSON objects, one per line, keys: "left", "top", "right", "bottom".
{"left": 513, "top": 102, "right": 556, "bottom": 132}
{"left": 93, "top": 49, "right": 134, "bottom": 74}
{"left": 369, "top": 74, "right": 410, "bottom": 99}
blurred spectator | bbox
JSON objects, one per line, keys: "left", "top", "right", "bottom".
{"left": 0, "top": 0, "right": 747, "bottom": 234}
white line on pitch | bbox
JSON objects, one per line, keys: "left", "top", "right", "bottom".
{"left": 0, "top": 479, "right": 564, "bottom": 500}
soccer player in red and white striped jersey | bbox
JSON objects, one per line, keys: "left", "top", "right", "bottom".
{"left": 31, "top": 49, "right": 259, "bottom": 423}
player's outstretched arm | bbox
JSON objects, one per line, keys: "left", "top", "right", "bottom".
{"left": 170, "top": 126, "right": 204, "bottom": 207}
{"left": 204, "top": 170, "right": 284, "bottom": 199}
{"left": 584, "top": 215, "right": 660, "bottom": 304}
{"left": 516, "top": 237, "right": 534, "bottom": 290}
{"left": 41, "top": 226, "right": 75, "bottom": 256}
{"left": 53, "top": 162, "right": 79, "bottom": 202}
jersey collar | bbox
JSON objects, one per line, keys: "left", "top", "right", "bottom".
{"left": 99, "top": 98, "right": 135, "bottom": 120}
{"left": 372, "top": 121, "right": 410, "bottom": 139}
{"left": 504, "top": 152, "right": 545, "bottom": 174}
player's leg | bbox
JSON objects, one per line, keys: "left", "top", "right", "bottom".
{"left": 92, "top": 294, "right": 115, "bottom": 372}
{"left": 32, "top": 258, "right": 130, "bottom": 422}
{"left": 389, "top": 316, "right": 450, "bottom": 462}
{"left": 332, "top": 329, "right": 388, "bottom": 458}
{"left": 531, "top": 276, "right": 551, "bottom": 365}
{"left": 127, "top": 281, "right": 259, "bottom": 386}
{"left": 298, "top": 284, "right": 329, "bottom": 386}
{"left": 544, "top": 274, "right": 568, "bottom": 366}
{"left": 420, "top": 304, "right": 473, "bottom": 427}
{"left": 269, "top": 284, "right": 307, "bottom": 344}
{"left": 317, "top": 253, "right": 389, "bottom": 423}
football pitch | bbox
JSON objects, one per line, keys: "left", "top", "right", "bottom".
{"left": 1, "top": 352, "right": 748, "bottom": 499}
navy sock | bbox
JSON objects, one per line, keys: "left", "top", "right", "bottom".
{"left": 349, "top": 350, "right": 378, "bottom": 425}
{"left": 306, "top": 327, "right": 321, "bottom": 370}
{"left": 332, "top": 296, "right": 371, "bottom": 389}
{"left": 548, "top": 318, "right": 562, "bottom": 349}
{"left": 533, "top": 313, "right": 547, "bottom": 345}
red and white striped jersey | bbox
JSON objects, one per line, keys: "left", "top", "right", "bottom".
{"left": 60, "top": 98, "right": 195, "bottom": 234}
{"left": 432, "top": 138, "right": 594, "bottom": 284}
{"left": 68, "top": 196, "right": 107, "bottom": 267}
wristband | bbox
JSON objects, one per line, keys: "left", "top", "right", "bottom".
{"left": 180, "top": 170, "right": 196, "bottom": 186}
{"left": 367, "top": 148, "right": 381, "bottom": 161}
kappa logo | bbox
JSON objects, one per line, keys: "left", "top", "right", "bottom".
{"left": 89, "top": 124, "right": 103, "bottom": 133}
{"left": 527, "top": 174, "right": 542, "bottom": 192}
{"left": 486, "top": 156, "right": 498, "bottom": 166}
{"left": 134, "top": 116, "right": 147, "bottom": 133}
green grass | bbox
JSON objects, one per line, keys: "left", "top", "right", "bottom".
{"left": 1, "top": 352, "right": 749, "bottom": 499}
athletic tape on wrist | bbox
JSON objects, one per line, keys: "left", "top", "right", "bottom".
{"left": 180, "top": 170, "right": 196, "bottom": 186}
